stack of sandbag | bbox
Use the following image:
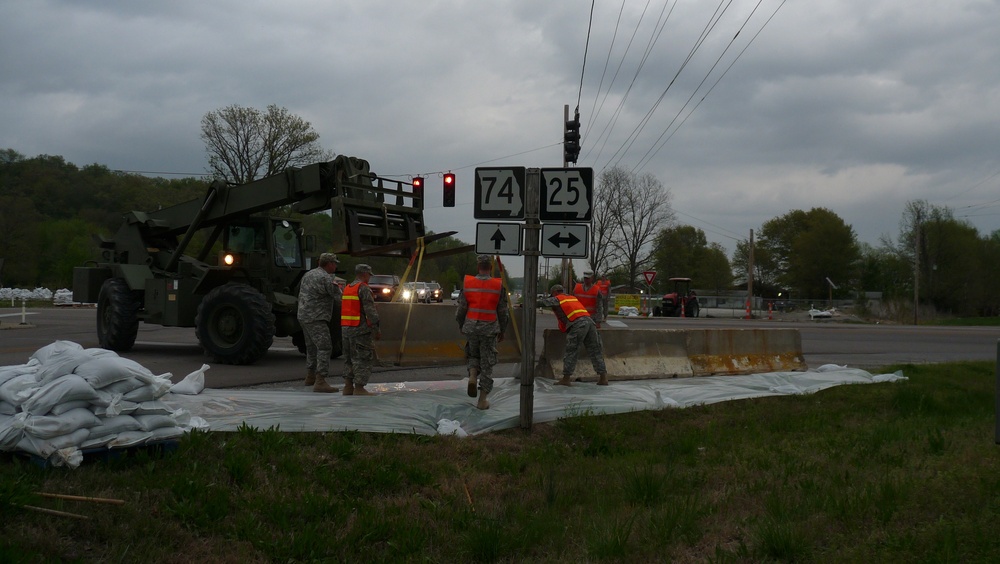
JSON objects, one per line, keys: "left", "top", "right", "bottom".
{"left": 0, "top": 341, "right": 207, "bottom": 468}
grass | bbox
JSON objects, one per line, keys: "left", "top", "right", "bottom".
{"left": 3, "top": 361, "right": 1000, "bottom": 562}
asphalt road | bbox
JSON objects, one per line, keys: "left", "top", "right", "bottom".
{"left": 2, "top": 305, "right": 997, "bottom": 389}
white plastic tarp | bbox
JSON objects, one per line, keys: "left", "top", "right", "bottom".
{"left": 161, "top": 367, "right": 906, "bottom": 437}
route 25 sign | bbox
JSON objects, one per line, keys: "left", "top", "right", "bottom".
{"left": 540, "top": 168, "right": 593, "bottom": 221}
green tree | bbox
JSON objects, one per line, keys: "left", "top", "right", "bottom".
{"left": 651, "top": 225, "right": 732, "bottom": 294}
{"left": 200, "top": 104, "right": 334, "bottom": 184}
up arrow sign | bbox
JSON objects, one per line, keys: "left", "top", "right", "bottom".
{"left": 490, "top": 228, "right": 506, "bottom": 250}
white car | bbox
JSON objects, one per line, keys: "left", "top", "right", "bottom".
{"left": 401, "top": 281, "right": 431, "bottom": 303}
{"left": 450, "top": 289, "right": 461, "bottom": 300}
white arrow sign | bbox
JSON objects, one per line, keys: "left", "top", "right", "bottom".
{"left": 540, "top": 223, "right": 589, "bottom": 258}
{"left": 475, "top": 222, "right": 522, "bottom": 256}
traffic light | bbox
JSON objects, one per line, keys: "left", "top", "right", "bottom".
{"left": 443, "top": 172, "right": 455, "bottom": 207}
{"left": 564, "top": 110, "right": 581, "bottom": 164}
{"left": 412, "top": 176, "right": 424, "bottom": 200}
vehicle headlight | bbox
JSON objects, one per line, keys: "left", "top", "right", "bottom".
{"left": 402, "top": 290, "right": 411, "bottom": 299}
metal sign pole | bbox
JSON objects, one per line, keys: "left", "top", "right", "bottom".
{"left": 520, "top": 169, "right": 541, "bottom": 430}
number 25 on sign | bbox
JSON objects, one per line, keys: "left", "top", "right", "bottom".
{"left": 539, "top": 168, "right": 593, "bottom": 221}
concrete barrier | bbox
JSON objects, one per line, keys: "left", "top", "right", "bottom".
{"left": 536, "top": 328, "right": 806, "bottom": 381}
{"left": 373, "top": 303, "right": 523, "bottom": 367}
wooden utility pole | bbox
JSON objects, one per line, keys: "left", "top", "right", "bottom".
{"left": 520, "top": 169, "right": 541, "bottom": 430}
{"left": 913, "top": 210, "right": 921, "bottom": 325}
{"left": 746, "top": 229, "right": 754, "bottom": 318}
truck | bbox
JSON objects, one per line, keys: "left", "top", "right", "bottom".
{"left": 654, "top": 277, "right": 700, "bottom": 318}
{"left": 73, "top": 155, "right": 431, "bottom": 365}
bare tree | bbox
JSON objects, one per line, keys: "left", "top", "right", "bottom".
{"left": 200, "top": 104, "right": 334, "bottom": 184}
{"left": 594, "top": 166, "right": 675, "bottom": 287}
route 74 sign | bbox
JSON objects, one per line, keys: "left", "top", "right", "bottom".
{"left": 474, "top": 167, "right": 526, "bottom": 219}
{"left": 540, "top": 223, "right": 589, "bottom": 258}
{"left": 539, "top": 167, "right": 593, "bottom": 221}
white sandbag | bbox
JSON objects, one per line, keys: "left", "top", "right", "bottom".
{"left": 49, "top": 447, "right": 83, "bottom": 469}
{"left": 14, "top": 408, "right": 102, "bottom": 439}
{"left": 99, "top": 377, "right": 146, "bottom": 395}
{"left": 87, "top": 415, "right": 141, "bottom": 439}
{"left": 0, "top": 363, "right": 38, "bottom": 387}
{"left": 49, "top": 400, "right": 91, "bottom": 416}
{"left": 16, "top": 427, "right": 90, "bottom": 459}
{"left": 170, "top": 364, "right": 208, "bottom": 395}
{"left": 132, "top": 401, "right": 176, "bottom": 416}
{"left": 123, "top": 377, "right": 174, "bottom": 403}
{"left": 133, "top": 414, "right": 179, "bottom": 432}
{"left": 0, "top": 401, "right": 15, "bottom": 415}
{"left": 20, "top": 375, "right": 100, "bottom": 415}
{"left": 74, "top": 356, "right": 153, "bottom": 388}
{"left": 91, "top": 397, "right": 138, "bottom": 418}
{"left": 81, "top": 434, "right": 116, "bottom": 450}
{"left": 0, "top": 414, "right": 22, "bottom": 449}
{"left": 35, "top": 350, "right": 102, "bottom": 386}
{"left": 30, "top": 340, "right": 83, "bottom": 365}
{"left": 109, "top": 430, "right": 153, "bottom": 448}
{"left": 145, "top": 426, "right": 185, "bottom": 442}
{"left": 0, "top": 373, "right": 41, "bottom": 406}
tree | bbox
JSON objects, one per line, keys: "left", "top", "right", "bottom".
{"left": 593, "top": 166, "right": 674, "bottom": 289}
{"left": 200, "top": 104, "right": 334, "bottom": 184}
{"left": 650, "top": 225, "right": 732, "bottom": 294}
{"left": 755, "top": 208, "right": 860, "bottom": 299}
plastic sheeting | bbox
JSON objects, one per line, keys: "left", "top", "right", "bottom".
{"left": 161, "top": 367, "right": 906, "bottom": 437}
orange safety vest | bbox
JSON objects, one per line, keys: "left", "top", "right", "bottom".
{"left": 555, "top": 293, "right": 590, "bottom": 332}
{"left": 573, "top": 282, "right": 601, "bottom": 315}
{"left": 463, "top": 275, "right": 503, "bottom": 322}
{"left": 341, "top": 281, "right": 366, "bottom": 326}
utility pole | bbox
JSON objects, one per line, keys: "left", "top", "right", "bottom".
{"left": 520, "top": 169, "right": 541, "bottom": 430}
{"left": 913, "top": 210, "right": 921, "bottom": 325}
{"left": 561, "top": 104, "right": 572, "bottom": 290}
{"left": 746, "top": 229, "right": 754, "bottom": 318}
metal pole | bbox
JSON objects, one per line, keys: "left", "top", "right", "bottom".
{"left": 995, "top": 339, "right": 999, "bottom": 444}
{"left": 520, "top": 169, "right": 541, "bottom": 430}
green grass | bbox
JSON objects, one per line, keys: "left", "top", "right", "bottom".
{"left": 3, "top": 361, "right": 1000, "bottom": 562}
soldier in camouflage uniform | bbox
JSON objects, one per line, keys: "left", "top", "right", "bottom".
{"left": 456, "top": 254, "right": 509, "bottom": 410}
{"left": 296, "top": 252, "right": 342, "bottom": 393}
{"left": 341, "top": 263, "right": 381, "bottom": 396}
{"left": 539, "top": 284, "right": 609, "bottom": 386}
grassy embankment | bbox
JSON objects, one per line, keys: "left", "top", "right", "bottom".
{"left": 2, "top": 361, "right": 1000, "bottom": 562}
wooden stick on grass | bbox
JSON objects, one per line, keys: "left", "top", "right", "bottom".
{"left": 20, "top": 504, "right": 90, "bottom": 520}
{"left": 34, "top": 492, "right": 125, "bottom": 505}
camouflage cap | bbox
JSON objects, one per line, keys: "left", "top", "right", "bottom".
{"left": 549, "top": 284, "right": 565, "bottom": 294}
{"left": 319, "top": 253, "right": 339, "bottom": 265}
{"left": 583, "top": 271, "right": 594, "bottom": 278}
{"left": 476, "top": 254, "right": 492, "bottom": 264}
{"left": 355, "top": 263, "right": 372, "bottom": 274}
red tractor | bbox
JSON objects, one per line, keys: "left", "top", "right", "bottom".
{"left": 654, "top": 277, "right": 700, "bottom": 318}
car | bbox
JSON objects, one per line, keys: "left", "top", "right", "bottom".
{"left": 426, "top": 282, "right": 443, "bottom": 303}
{"left": 367, "top": 274, "right": 400, "bottom": 302}
{"left": 401, "top": 281, "right": 431, "bottom": 303}
{"left": 450, "top": 289, "right": 461, "bottom": 300}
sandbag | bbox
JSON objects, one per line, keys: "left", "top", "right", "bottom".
{"left": 14, "top": 408, "right": 102, "bottom": 439}
{"left": 74, "top": 356, "right": 155, "bottom": 389}
{"left": 20, "top": 375, "right": 99, "bottom": 415}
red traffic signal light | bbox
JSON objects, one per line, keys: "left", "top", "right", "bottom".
{"left": 443, "top": 173, "right": 455, "bottom": 207}
{"left": 412, "top": 176, "right": 424, "bottom": 199}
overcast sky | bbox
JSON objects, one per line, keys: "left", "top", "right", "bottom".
{"left": 3, "top": 0, "right": 999, "bottom": 278}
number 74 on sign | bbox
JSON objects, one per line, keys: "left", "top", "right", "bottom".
{"left": 474, "top": 167, "right": 526, "bottom": 220}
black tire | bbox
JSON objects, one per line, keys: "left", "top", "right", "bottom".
{"left": 687, "top": 300, "right": 700, "bottom": 318}
{"left": 96, "top": 278, "right": 140, "bottom": 351}
{"left": 653, "top": 306, "right": 662, "bottom": 317}
{"left": 292, "top": 321, "right": 342, "bottom": 359}
{"left": 195, "top": 283, "right": 275, "bottom": 365}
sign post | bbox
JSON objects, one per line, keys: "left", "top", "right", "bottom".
{"left": 520, "top": 169, "right": 541, "bottom": 430}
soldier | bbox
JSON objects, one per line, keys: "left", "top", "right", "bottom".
{"left": 573, "top": 270, "right": 607, "bottom": 328}
{"left": 341, "top": 263, "right": 381, "bottom": 396}
{"left": 539, "top": 284, "right": 609, "bottom": 386}
{"left": 297, "top": 253, "right": 342, "bottom": 393}
{"left": 456, "top": 254, "right": 509, "bottom": 410}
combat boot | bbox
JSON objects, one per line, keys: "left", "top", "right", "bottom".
{"left": 342, "top": 378, "right": 354, "bottom": 396}
{"left": 353, "top": 385, "right": 374, "bottom": 396}
{"left": 476, "top": 390, "right": 490, "bottom": 410}
{"left": 304, "top": 368, "right": 316, "bottom": 387}
{"left": 312, "top": 374, "right": 339, "bottom": 393}
{"left": 467, "top": 367, "right": 479, "bottom": 398}
{"left": 555, "top": 375, "right": 572, "bottom": 387}
{"left": 596, "top": 373, "right": 609, "bottom": 386}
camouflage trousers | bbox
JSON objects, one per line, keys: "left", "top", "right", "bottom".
{"left": 300, "top": 320, "right": 333, "bottom": 377}
{"left": 563, "top": 317, "right": 607, "bottom": 377}
{"left": 465, "top": 332, "right": 499, "bottom": 394}
{"left": 343, "top": 328, "right": 376, "bottom": 387}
